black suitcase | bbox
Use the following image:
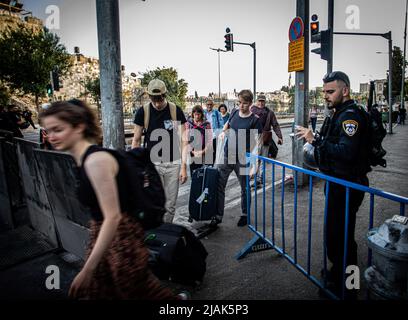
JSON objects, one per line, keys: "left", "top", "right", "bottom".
{"left": 189, "top": 166, "right": 219, "bottom": 221}
{"left": 144, "top": 223, "right": 208, "bottom": 286}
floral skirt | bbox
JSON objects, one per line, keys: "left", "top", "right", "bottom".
{"left": 79, "top": 214, "right": 176, "bottom": 300}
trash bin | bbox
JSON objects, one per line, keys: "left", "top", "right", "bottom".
{"left": 364, "top": 215, "right": 408, "bottom": 300}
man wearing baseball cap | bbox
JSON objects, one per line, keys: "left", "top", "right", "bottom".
{"left": 132, "top": 79, "right": 191, "bottom": 229}
{"left": 250, "top": 93, "right": 283, "bottom": 186}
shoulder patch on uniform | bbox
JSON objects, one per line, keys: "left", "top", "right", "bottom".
{"left": 342, "top": 120, "right": 358, "bottom": 136}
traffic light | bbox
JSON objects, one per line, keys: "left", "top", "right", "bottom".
{"left": 310, "top": 21, "right": 320, "bottom": 42}
{"left": 46, "top": 84, "right": 53, "bottom": 96}
{"left": 310, "top": 29, "right": 331, "bottom": 61}
{"left": 224, "top": 33, "right": 233, "bottom": 52}
{"left": 51, "top": 70, "right": 61, "bottom": 91}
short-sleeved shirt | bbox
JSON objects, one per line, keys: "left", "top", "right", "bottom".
{"left": 134, "top": 102, "right": 187, "bottom": 162}
{"left": 225, "top": 110, "right": 263, "bottom": 164}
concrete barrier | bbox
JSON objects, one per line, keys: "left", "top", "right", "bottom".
{"left": 14, "top": 138, "right": 59, "bottom": 248}
{"left": 34, "top": 149, "right": 90, "bottom": 259}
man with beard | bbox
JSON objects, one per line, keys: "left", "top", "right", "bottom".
{"left": 296, "top": 71, "right": 370, "bottom": 299}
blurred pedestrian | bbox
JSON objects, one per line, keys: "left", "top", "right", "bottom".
{"left": 309, "top": 105, "right": 318, "bottom": 132}
{"left": 399, "top": 106, "right": 406, "bottom": 125}
{"left": 250, "top": 94, "right": 283, "bottom": 186}
{"left": 185, "top": 105, "right": 212, "bottom": 176}
{"left": 0, "top": 105, "right": 24, "bottom": 137}
{"left": 204, "top": 99, "right": 223, "bottom": 165}
{"left": 218, "top": 104, "right": 229, "bottom": 125}
{"left": 132, "top": 79, "right": 191, "bottom": 229}
{"left": 216, "top": 90, "right": 263, "bottom": 227}
{"left": 40, "top": 99, "right": 178, "bottom": 300}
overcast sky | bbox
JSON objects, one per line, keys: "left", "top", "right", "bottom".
{"left": 21, "top": 0, "right": 407, "bottom": 96}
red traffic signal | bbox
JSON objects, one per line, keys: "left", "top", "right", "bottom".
{"left": 310, "top": 21, "right": 319, "bottom": 36}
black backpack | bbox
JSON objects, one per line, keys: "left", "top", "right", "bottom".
{"left": 108, "top": 147, "right": 166, "bottom": 229}
{"left": 355, "top": 105, "right": 387, "bottom": 168}
{"left": 144, "top": 223, "right": 208, "bottom": 286}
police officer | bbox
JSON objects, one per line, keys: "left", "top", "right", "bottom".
{"left": 296, "top": 71, "right": 370, "bottom": 298}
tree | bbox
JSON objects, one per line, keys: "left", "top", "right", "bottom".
{"left": 0, "top": 26, "right": 71, "bottom": 112}
{"left": 82, "top": 76, "right": 101, "bottom": 108}
{"left": 139, "top": 67, "right": 188, "bottom": 109}
{"left": 383, "top": 46, "right": 407, "bottom": 103}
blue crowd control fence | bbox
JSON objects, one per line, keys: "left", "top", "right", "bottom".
{"left": 236, "top": 153, "right": 408, "bottom": 300}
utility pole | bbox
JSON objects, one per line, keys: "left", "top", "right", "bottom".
{"left": 293, "top": 0, "right": 309, "bottom": 184}
{"left": 210, "top": 48, "right": 226, "bottom": 102}
{"left": 96, "top": 0, "right": 125, "bottom": 149}
{"left": 401, "top": 0, "right": 407, "bottom": 112}
{"left": 388, "top": 32, "right": 393, "bottom": 134}
{"left": 327, "top": 0, "right": 334, "bottom": 74}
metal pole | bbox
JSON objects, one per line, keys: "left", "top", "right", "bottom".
{"left": 96, "top": 0, "right": 125, "bottom": 149}
{"left": 253, "top": 43, "right": 256, "bottom": 100}
{"left": 389, "top": 33, "right": 393, "bottom": 134}
{"left": 401, "top": 0, "right": 407, "bottom": 112}
{"left": 49, "top": 71, "right": 54, "bottom": 102}
{"left": 293, "top": 0, "right": 309, "bottom": 186}
{"left": 218, "top": 50, "right": 221, "bottom": 102}
{"left": 327, "top": 0, "right": 334, "bottom": 74}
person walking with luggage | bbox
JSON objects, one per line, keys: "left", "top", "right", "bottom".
{"left": 295, "top": 71, "right": 370, "bottom": 299}
{"left": 185, "top": 105, "right": 213, "bottom": 176}
{"left": 250, "top": 94, "right": 283, "bottom": 186}
{"left": 309, "top": 105, "right": 318, "bottom": 132}
{"left": 218, "top": 104, "right": 230, "bottom": 125}
{"left": 216, "top": 89, "right": 263, "bottom": 227}
{"left": 132, "top": 79, "right": 191, "bottom": 229}
{"left": 40, "top": 99, "right": 178, "bottom": 300}
{"left": 204, "top": 99, "right": 223, "bottom": 165}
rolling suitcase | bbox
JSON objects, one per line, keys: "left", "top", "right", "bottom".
{"left": 188, "top": 166, "right": 218, "bottom": 222}
{"left": 144, "top": 223, "right": 208, "bottom": 286}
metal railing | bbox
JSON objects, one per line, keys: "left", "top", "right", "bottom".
{"left": 236, "top": 153, "right": 408, "bottom": 300}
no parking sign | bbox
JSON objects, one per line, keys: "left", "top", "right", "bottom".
{"left": 288, "top": 17, "right": 305, "bottom": 72}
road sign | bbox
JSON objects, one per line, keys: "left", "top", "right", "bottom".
{"left": 288, "top": 37, "right": 304, "bottom": 72}
{"left": 289, "top": 17, "right": 304, "bottom": 42}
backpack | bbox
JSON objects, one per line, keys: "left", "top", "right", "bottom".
{"left": 366, "top": 106, "right": 387, "bottom": 167}
{"left": 105, "top": 147, "right": 166, "bottom": 229}
{"left": 353, "top": 105, "right": 387, "bottom": 168}
{"left": 142, "top": 102, "right": 181, "bottom": 149}
{"left": 144, "top": 223, "right": 208, "bottom": 286}
{"left": 143, "top": 101, "right": 177, "bottom": 130}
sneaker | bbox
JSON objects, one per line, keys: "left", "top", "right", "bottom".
{"left": 177, "top": 291, "right": 191, "bottom": 300}
{"left": 251, "top": 177, "right": 263, "bottom": 188}
{"left": 237, "top": 216, "right": 247, "bottom": 227}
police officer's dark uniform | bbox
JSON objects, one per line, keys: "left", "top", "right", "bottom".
{"left": 312, "top": 73, "right": 371, "bottom": 295}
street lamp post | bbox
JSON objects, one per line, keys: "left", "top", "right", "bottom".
{"left": 210, "top": 47, "right": 226, "bottom": 102}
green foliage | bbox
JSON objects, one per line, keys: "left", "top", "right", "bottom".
{"left": 139, "top": 67, "right": 188, "bottom": 109}
{"left": 383, "top": 46, "right": 407, "bottom": 102}
{"left": 0, "top": 26, "right": 71, "bottom": 108}
{"left": 82, "top": 76, "right": 101, "bottom": 108}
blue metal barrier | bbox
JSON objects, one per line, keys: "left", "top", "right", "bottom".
{"left": 236, "top": 153, "right": 408, "bottom": 300}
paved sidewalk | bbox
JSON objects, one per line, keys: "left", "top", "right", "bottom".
{"left": 0, "top": 124, "right": 407, "bottom": 300}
